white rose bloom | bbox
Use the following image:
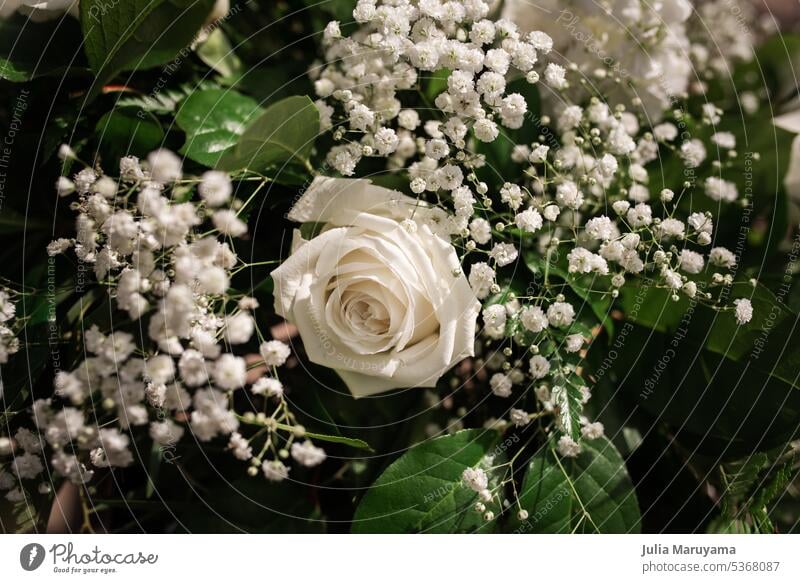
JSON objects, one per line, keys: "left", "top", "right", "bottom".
{"left": 270, "top": 177, "right": 480, "bottom": 397}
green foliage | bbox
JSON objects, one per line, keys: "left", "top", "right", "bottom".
{"left": 196, "top": 29, "right": 243, "bottom": 81}
{"left": 216, "top": 95, "right": 320, "bottom": 173}
{"left": 175, "top": 88, "right": 262, "bottom": 166}
{"left": 80, "top": 0, "right": 216, "bottom": 88}
{"left": 710, "top": 447, "right": 798, "bottom": 533}
{"left": 352, "top": 429, "right": 500, "bottom": 533}
{"left": 612, "top": 278, "right": 800, "bottom": 458}
{"left": 514, "top": 437, "right": 641, "bottom": 533}
{"left": 0, "top": 14, "right": 83, "bottom": 81}
{"left": 95, "top": 107, "right": 165, "bottom": 162}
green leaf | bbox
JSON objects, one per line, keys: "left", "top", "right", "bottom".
{"left": 116, "top": 81, "right": 217, "bottom": 115}
{"left": 216, "top": 95, "right": 320, "bottom": 172}
{"left": 551, "top": 381, "right": 583, "bottom": 441}
{"left": 80, "top": 0, "right": 215, "bottom": 85}
{"left": 619, "top": 278, "right": 800, "bottom": 390}
{"left": 175, "top": 88, "right": 262, "bottom": 167}
{"left": 301, "top": 431, "right": 372, "bottom": 452}
{"left": 352, "top": 429, "right": 500, "bottom": 533}
{"left": 0, "top": 14, "right": 83, "bottom": 82}
{"left": 197, "top": 28, "right": 243, "bottom": 80}
{"left": 95, "top": 107, "right": 165, "bottom": 161}
{"left": 607, "top": 319, "right": 800, "bottom": 458}
{"left": 515, "top": 437, "right": 641, "bottom": 533}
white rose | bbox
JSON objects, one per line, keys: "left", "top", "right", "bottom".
{"left": 270, "top": 177, "right": 480, "bottom": 398}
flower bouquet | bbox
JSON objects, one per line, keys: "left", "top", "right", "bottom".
{"left": 0, "top": 0, "right": 799, "bottom": 536}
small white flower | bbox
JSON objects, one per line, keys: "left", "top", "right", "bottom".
{"left": 398, "top": 109, "right": 420, "bottom": 130}
{"left": 47, "top": 238, "right": 72, "bottom": 256}
{"left": 469, "top": 262, "right": 496, "bottom": 300}
{"left": 510, "top": 408, "right": 530, "bottom": 427}
{"left": 147, "top": 149, "right": 183, "bottom": 183}
{"left": 482, "top": 304, "right": 507, "bottom": 338}
{"left": 709, "top": 246, "right": 736, "bottom": 268}
{"left": 74, "top": 168, "right": 97, "bottom": 194}
{"left": 435, "top": 164, "right": 464, "bottom": 190}
{"left": 663, "top": 269, "right": 683, "bottom": 289}
{"left": 653, "top": 123, "right": 678, "bottom": 142}
{"left": 704, "top": 177, "right": 738, "bottom": 202}
{"left": 547, "top": 302, "right": 575, "bottom": 328}
{"left": 678, "top": 249, "right": 704, "bottom": 274}
{"left": 56, "top": 176, "right": 75, "bottom": 197}
{"left": 323, "top": 20, "right": 341, "bottom": 40}
{"left": 490, "top": 373, "right": 512, "bottom": 397}
{"left": 227, "top": 432, "right": 252, "bottom": 460}
{"left": 223, "top": 313, "right": 254, "bottom": 345}
{"left": 259, "top": 340, "right": 291, "bottom": 366}
{"left": 212, "top": 209, "right": 247, "bottom": 237}
{"left": 374, "top": 127, "right": 399, "bottom": 155}
{"left": 150, "top": 420, "right": 185, "bottom": 446}
{"left": 58, "top": 144, "right": 76, "bottom": 161}
{"left": 462, "top": 467, "right": 489, "bottom": 492}
{"left": 734, "top": 298, "right": 753, "bottom": 325}
{"left": 529, "top": 355, "right": 550, "bottom": 379}
{"left": 199, "top": 171, "right": 232, "bottom": 207}
{"left": 712, "top": 131, "right": 736, "bottom": 149}
{"left": 529, "top": 144, "right": 550, "bottom": 163}
{"left": 489, "top": 242, "right": 518, "bottom": 267}
{"left": 556, "top": 435, "right": 581, "bottom": 457}
{"left": 348, "top": 102, "right": 375, "bottom": 131}
{"left": 565, "top": 334, "right": 584, "bottom": 353}
{"left": 584, "top": 216, "right": 615, "bottom": 240}
{"left": 680, "top": 139, "right": 707, "bottom": 168}
{"left": 515, "top": 208, "right": 543, "bottom": 233}
{"left": 688, "top": 212, "right": 713, "bottom": 235}
{"left": 212, "top": 354, "right": 247, "bottom": 390}
{"left": 544, "top": 63, "right": 567, "bottom": 89}
{"left": 251, "top": 377, "right": 284, "bottom": 398}
{"left": 291, "top": 440, "right": 326, "bottom": 467}
{"left": 470, "top": 218, "right": 492, "bottom": 244}
{"left": 500, "top": 183, "right": 524, "bottom": 210}
{"left": 262, "top": 460, "right": 290, "bottom": 482}
{"left": 542, "top": 205, "right": 560, "bottom": 221}
{"left": 581, "top": 421, "right": 605, "bottom": 440}
{"left": 520, "top": 305, "right": 548, "bottom": 333}
{"left": 528, "top": 31, "right": 553, "bottom": 52}
{"left": 473, "top": 118, "right": 499, "bottom": 142}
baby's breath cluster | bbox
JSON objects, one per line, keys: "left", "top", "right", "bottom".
{"left": 464, "top": 72, "right": 755, "bottom": 458}
{"left": 0, "top": 150, "right": 325, "bottom": 502}
{"left": 311, "top": 0, "right": 557, "bottom": 228}
{"left": 505, "top": 0, "right": 694, "bottom": 119}
{"left": 0, "top": 288, "right": 20, "bottom": 364}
